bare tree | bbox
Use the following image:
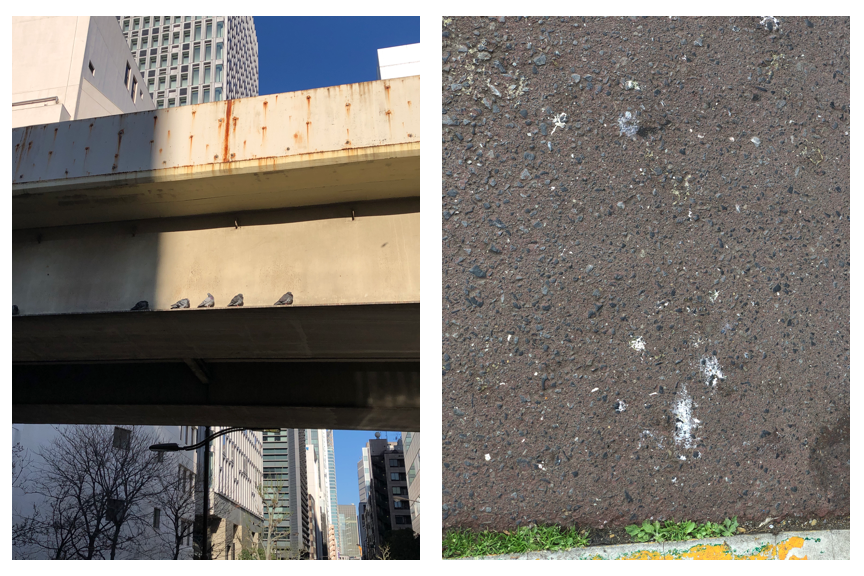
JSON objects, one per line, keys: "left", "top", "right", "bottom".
{"left": 153, "top": 454, "right": 197, "bottom": 560}
{"left": 13, "top": 425, "right": 167, "bottom": 559}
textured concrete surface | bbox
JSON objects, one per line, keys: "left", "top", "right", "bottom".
{"left": 465, "top": 530, "right": 848, "bottom": 560}
{"left": 442, "top": 16, "right": 849, "bottom": 532}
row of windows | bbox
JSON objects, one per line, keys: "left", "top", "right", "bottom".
{"left": 146, "top": 65, "right": 221, "bottom": 92}
{"left": 154, "top": 90, "right": 218, "bottom": 109}
{"left": 123, "top": 16, "right": 223, "bottom": 39}
{"left": 135, "top": 43, "right": 223, "bottom": 70}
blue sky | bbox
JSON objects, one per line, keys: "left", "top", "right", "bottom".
{"left": 332, "top": 430, "right": 403, "bottom": 511}
{"left": 254, "top": 16, "right": 420, "bottom": 95}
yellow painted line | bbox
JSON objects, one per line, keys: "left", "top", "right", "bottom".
{"left": 613, "top": 536, "right": 807, "bottom": 560}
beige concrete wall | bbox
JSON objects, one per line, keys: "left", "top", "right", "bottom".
{"left": 11, "top": 102, "right": 70, "bottom": 128}
{"left": 12, "top": 199, "right": 419, "bottom": 315}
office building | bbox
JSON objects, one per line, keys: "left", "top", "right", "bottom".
{"left": 207, "top": 427, "right": 264, "bottom": 560}
{"left": 376, "top": 43, "right": 420, "bottom": 80}
{"left": 117, "top": 15, "right": 258, "bottom": 108}
{"left": 12, "top": 16, "right": 154, "bottom": 128}
{"left": 262, "top": 429, "right": 310, "bottom": 558}
{"left": 326, "top": 429, "right": 341, "bottom": 557}
{"left": 402, "top": 431, "right": 420, "bottom": 534}
{"left": 360, "top": 435, "right": 410, "bottom": 559}
{"left": 338, "top": 504, "right": 360, "bottom": 559}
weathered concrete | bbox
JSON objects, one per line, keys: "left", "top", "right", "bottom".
{"left": 13, "top": 76, "right": 419, "bottom": 228}
{"left": 466, "top": 531, "right": 848, "bottom": 560}
{"left": 13, "top": 360, "right": 419, "bottom": 431}
{"left": 13, "top": 198, "right": 419, "bottom": 315}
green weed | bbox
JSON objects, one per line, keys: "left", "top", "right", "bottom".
{"left": 442, "top": 525, "right": 590, "bottom": 559}
{"left": 625, "top": 517, "right": 739, "bottom": 543}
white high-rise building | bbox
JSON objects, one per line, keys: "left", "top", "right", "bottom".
{"left": 12, "top": 16, "right": 155, "bottom": 128}
{"left": 116, "top": 16, "right": 258, "bottom": 108}
{"left": 402, "top": 431, "right": 420, "bottom": 534}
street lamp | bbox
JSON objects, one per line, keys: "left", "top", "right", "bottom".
{"left": 150, "top": 427, "right": 277, "bottom": 560}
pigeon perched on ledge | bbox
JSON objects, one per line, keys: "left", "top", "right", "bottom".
{"left": 131, "top": 300, "right": 149, "bottom": 311}
{"left": 198, "top": 293, "right": 214, "bottom": 308}
{"left": 13, "top": 305, "right": 19, "bottom": 316}
{"left": 170, "top": 298, "right": 190, "bottom": 309}
{"left": 228, "top": 294, "right": 244, "bottom": 307}
{"left": 274, "top": 292, "right": 294, "bottom": 306}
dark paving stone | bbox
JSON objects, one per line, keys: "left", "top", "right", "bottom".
{"left": 441, "top": 16, "right": 849, "bottom": 532}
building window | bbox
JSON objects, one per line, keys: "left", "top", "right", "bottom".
{"left": 203, "top": 66, "right": 210, "bottom": 84}
{"left": 180, "top": 73, "right": 188, "bottom": 88}
{"left": 215, "top": 42, "right": 223, "bottom": 60}
{"left": 194, "top": 25, "right": 201, "bottom": 41}
{"left": 162, "top": 34, "right": 168, "bottom": 47}
{"left": 394, "top": 500, "right": 404, "bottom": 509}
{"left": 215, "top": 88, "right": 221, "bottom": 101}
{"left": 172, "top": 32, "right": 179, "bottom": 44}
{"left": 148, "top": 78, "right": 154, "bottom": 92}
{"left": 168, "top": 98, "right": 175, "bottom": 108}
{"left": 160, "top": 54, "right": 167, "bottom": 68}
{"left": 185, "top": 16, "right": 191, "bottom": 22}
{"left": 169, "top": 75, "right": 176, "bottom": 89}
{"left": 390, "top": 472, "right": 400, "bottom": 481}
{"left": 107, "top": 498, "right": 124, "bottom": 523}
{"left": 157, "top": 100, "right": 164, "bottom": 109}
{"left": 205, "top": 23, "right": 212, "bottom": 39}
{"left": 204, "top": 43, "right": 211, "bottom": 61}
{"left": 131, "top": 78, "right": 138, "bottom": 102}
{"left": 392, "top": 486, "right": 403, "bottom": 495}
{"left": 153, "top": 508, "right": 161, "bottom": 529}
{"left": 133, "top": 18, "right": 140, "bottom": 31}
{"left": 143, "top": 17, "right": 150, "bottom": 28}
{"left": 88, "top": 61, "right": 95, "bottom": 75}
{"left": 124, "top": 63, "right": 131, "bottom": 89}
{"left": 183, "top": 29, "right": 190, "bottom": 42}
{"left": 138, "top": 57, "right": 145, "bottom": 70}
{"left": 131, "top": 38, "right": 138, "bottom": 51}
{"left": 191, "top": 90, "right": 198, "bottom": 104}
{"left": 174, "top": 16, "right": 181, "bottom": 24}
{"left": 140, "top": 37, "right": 148, "bottom": 49}
{"left": 158, "top": 77, "right": 165, "bottom": 90}
{"left": 216, "top": 21, "right": 223, "bottom": 37}
{"left": 215, "top": 64, "right": 222, "bottom": 83}
{"left": 193, "top": 46, "right": 200, "bottom": 62}
{"left": 180, "top": 96, "right": 187, "bottom": 106}
{"left": 153, "top": 16, "right": 160, "bottom": 27}
{"left": 149, "top": 57, "right": 156, "bottom": 70}
{"left": 171, "top": 52, "right": 179, "bottom": 66}
{"left": 123, "top": 20, "right": 129, "bottom": 32}
{"left": 113, "top": 427, "right": 131, "bottom": 450}
{"left": 395, "top": 515, "right": 409, "bottom": 525}
{"left": 182, "top": 51, "right": 189, "bottom": 65}
{"left": 203, "top": 88, "right": 209, "bottom": 103}
{"left": 192, "top": 67, "right": 199, "bottom": 85}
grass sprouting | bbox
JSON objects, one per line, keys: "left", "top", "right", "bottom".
{"left": 442, "top": 525, "right": 590, "bottom": 558}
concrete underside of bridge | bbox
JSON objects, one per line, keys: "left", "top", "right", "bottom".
{"left": 13, "top": 77, "right": 421, "bottom": 431}
{"left": 13, "top": 304, "right": 419, "bottom": 430}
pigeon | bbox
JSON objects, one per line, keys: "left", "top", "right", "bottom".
{"left": 12, "top": 305, "right": 19, "bottom": 316}
{"left": 274, "top": 291, "right": 294, "bottom": 306}
{"left": 197, "top": 293, "right": 214, "bottom": 308}
{"left": 131, "top": 300, "right": 149, "bottom": 311}
{"left": 170, "top": 298, "right": 190, "bottom": 309}
{"left": 228, "top": 293, "right": 244, "bottom": 307}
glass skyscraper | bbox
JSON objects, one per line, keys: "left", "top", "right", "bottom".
{"left": 117, "top": 16, "right": 258, "bottom": 108}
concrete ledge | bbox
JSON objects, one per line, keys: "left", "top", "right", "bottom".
{"left": 467, "top": 531, "right": 849, "bottom": 560}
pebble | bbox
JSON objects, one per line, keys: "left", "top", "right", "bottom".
{"left": 520, "top": 169, "right": 531, "bottom": 180}
{"left": 571, "top": 74, "right": 581, "bottom": 83}
{"left": 751, "top": 137, "right": 761, "bottom": 147}
{"left": 533, "top": 54, "right": 547, "bottom": 66}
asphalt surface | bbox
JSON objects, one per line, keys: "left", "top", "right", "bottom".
{"left": 441, "top": 17, "right": 849, "bottom": 533}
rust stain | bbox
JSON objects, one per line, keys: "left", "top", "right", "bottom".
{"left": 384, "top": 81, "right": 391, "bottom": 109}
{"left": 407, "top": 100, "right": 412, "bottom": 108}
{"left": 222, "top": 99, "right": 233, "bottom": 162}
{"left": 189, "top": 135, "right": 194, "bottom": 161}
{"left": 306, "top": 94, "right": 311, "bottom": 116}
{"left": 167, "top": 130, "right": 171, "bottom": 140}
{"left": 53, "top": 128, "right": 58, "bottom": 141}
{"left": 306, "top": 121, "right": 311, "bottom": 146}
